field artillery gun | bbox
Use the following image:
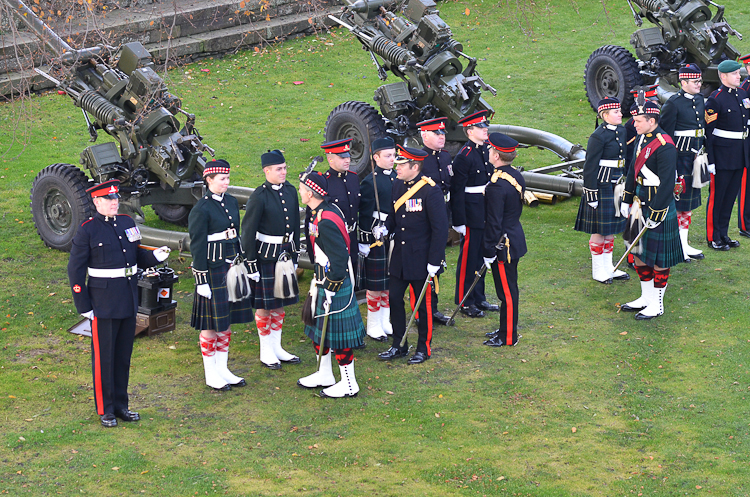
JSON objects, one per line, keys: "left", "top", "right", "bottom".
{"left": 585, "top": 0, "right": 745, "bottom": 112}
{"left": 6, "top": 0, "right": 217, "bottom": 251}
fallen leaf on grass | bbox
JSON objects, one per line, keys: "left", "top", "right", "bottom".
{"left": 620, "top": 331, "right": 628, "bottom": 335}
{"left": 496, "top": 476, "right": 505, "bottom": 481}
{"left": 571, "top": 427, "right": 577, "bottom": 433}
{"left": 201, "top": 69, "right": 210, "bottom": 73}
{"left": 386, "top": 391, "right": 394, "bottom": 395}
{"left": 435, "top": 413, "right": 440, "bottom": 418}
{"left": 300, "top": 138, "right": 309, "bottom": 142}
{"left": 18, "top": 436, "right": 25, "bottom": 441}
{"left": 112, "top": 467, "right": 120, "bottom": 471}
{"left": 168, "top": 345, "right": 176, "bottom": 350}
{"left": 8, "top": 395, "right": 15, "bottom": 398}
{"left": 140, "top": 470, "right": 148, "bottom": 474}
{"left": 293, "top": 81, "right": 304, "bottom": 85}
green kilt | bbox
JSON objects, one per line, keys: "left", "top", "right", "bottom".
{"left": 674, "top": 154, "right": 702, "bottom": 211}
{"left": 360, "top": 242, "right": 389, "bottom": 291}
{"left": 191, "top": 261, "right": 254, "bottom": 331}
{"left": 304, "top": 278, "right": 365, "bottom": 349}
{"left": 632, "top": 187, "right": 683, "bottom": 268}
{"left": 574, "top": 181, "right": 627, "bottom": 236}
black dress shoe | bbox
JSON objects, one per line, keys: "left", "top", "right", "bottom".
{"left": 114, "top": 409, "right": 140, "bottom": 422}
{"left": 432, "top": 311, "right": 450, "bottom": 326}
{"left": 408, "top": 351, "right": 430, "bottom": 364}
{"left": 477, "top": 301, "right": 500, "bottom": 312}
{"left": 262, "top": 361, "right": 282, "bottom": 370}
{"left": 483, "top": 335, "right": 519, "bottom": 347}
{"left": 460, "top": 305, "right": 485, "bottom": 318}
{"left": 101, "top": 413, "right": 118, "bottom": 428}
{"left": 281, "top": 357, "right": 302, "bottom": 364}
{"left": 740, "top": 230, "right": 750, "bottom": 238}
{"left": 210, "top": 383, "right": 232, "bottom": 391}
{"left": 688, "top": 252, "right": 705, "bottom": 260}
{"left": 230, "top": 378, "right": 247, "bottom": 387}
{"left": 708, "top": 241, "right": 730, "bottom": 251}
{"left": 378, "top": 346, "right": 409, "bottom": 360}
{"left": 485, "top": 328, "right": 500, "bottom": 338}
{"left": 612, "top": 272, "right": 630, "bottom": 281}
{"left": 724, "top": 238, "right": 740, "bottom": 248}
{"left": 368, "top": 335, "right": 389, "bottom": 342}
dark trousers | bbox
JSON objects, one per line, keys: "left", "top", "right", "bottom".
{"left": 706, "top": 169, "right": 743, "bottom": 242}
{"left": 390, "top": 275, "right": 433, "bottom": 355}
{"left": 454, "top": 227, "right": 486, "bottom": 307}
{"left": 739, "top": 168, "right": 750, "bottom": 232}
{"left": 492, "top": 260, "right": 519, "bottom": 345}
{"left": 91, "top": 316, "right": 136, "bottom": 415}
{"left": 409, "top": 276, "right": 441, "bottom": 318}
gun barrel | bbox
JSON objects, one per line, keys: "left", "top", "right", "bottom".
{"left": 327, "top": 14, "right": 373, "bottom": 42}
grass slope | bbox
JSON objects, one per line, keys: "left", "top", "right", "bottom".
{"left": 1, "top": 0, "right": 750, "bottom": 495}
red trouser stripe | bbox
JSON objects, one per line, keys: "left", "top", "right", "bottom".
{"left": 706, "top": 174, "right": 716, "bottom": 242}
{"left": 741, "top": 169, "right": 748, "bottom": 231}
{"left": 496, "top": 262, "right": 514, "bottom": 345}
{"left": 409, "top": 286, "right": 417, "bottom": 318}
{"left": 458, "top": 228, "right": 471, "bottom": 302}
{"left": 425, "top": 282, "right": 433, "bottom": 356}
{"left": 91, "top": 317, "right": 104, "bottom": 415}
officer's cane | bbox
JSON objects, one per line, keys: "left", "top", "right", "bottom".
{"left": 614, "top": 224, "right": 649, "bottom": 271}
{"left": 447, "top": 265, "right": 487, "bottom": 326}
{"left": 399, "top": 274, "right": 433, "bottom": 348}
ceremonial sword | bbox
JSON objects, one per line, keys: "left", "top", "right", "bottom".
{"left": 399, "top": 273, "right": 433, "bottom": 348}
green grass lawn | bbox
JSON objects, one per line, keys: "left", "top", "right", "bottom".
{"left": 2, "top": 0, "right": 750, "bottom": 495}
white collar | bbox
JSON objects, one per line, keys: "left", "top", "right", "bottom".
{"left": 682, "top": 92, "right": 695, "bottom": 100}
{"left": 382, "top": 169, "right": 392, "bottom": 175}
{"left": 604, "top": 124, "right": 618, "bottom": 131}
{"left": 271, "top": 183, "right": 283, "bottom": 191}
{"left": 211, "top": 193, "right": 224, "bottom": 202}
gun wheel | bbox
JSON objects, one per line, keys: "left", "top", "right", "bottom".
{"left": 584, "top": 45, "right": 643, "bottom": 113}
{"left": 30, "top": 164, "right": 94, "bottom": 252}
{"left": 153, "top": 204, "right": 192, "bottom": 227}
{"left": 325, "top": 101, "right": 386, "bottom": 178}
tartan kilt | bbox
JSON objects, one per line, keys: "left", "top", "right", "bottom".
{"left": 360, "top": 242, "right": 389, "bottom": 291}
{"left": 304, "top": 278, "right": 365, "bottom": 349}
{"left": 574, "top": 182, "right": 627, "bottom": 235}
{"left": 675, "top": 154, "right": 702, "bottom": 211}
{"left": 632, "top": 188, "right": 683, "bottom": 268}
{"left": 249, "top": 260, "right": 299, "bottom": 310}
{"left": 191, "top": 262, "right": 254, "bottom": 331}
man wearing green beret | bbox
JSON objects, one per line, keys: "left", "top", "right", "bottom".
{"left": 704, "top": 60, "right": 750, "bottom": 249}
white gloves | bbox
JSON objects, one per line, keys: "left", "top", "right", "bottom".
{"left": 153, "top": 246, "right": 170, "bottom": 262}
{"left": 81, "top": 310, "right": 94, "bottom": 320}
{"left": 483, "top": 256, "right": 496, "bottom": 269}
{"left": 452, "top": 225, "right": 466, "bottom": 236}
{"left": 372, "top": 225, "right": 388, "bottom": 239}
{"left": 323, "top": 289, "right": 336, "bottom": 309}
{"left": 427, "top": 264, "right": 439, "bottom": 277}
{"left": 620, "top": 203, "right": 631, "bottom": 219}
{"left": 358, "top": 243, "right": 371, "bottom": 257}
{"left": 248, "top": 272, "right": 261, "bottom": 282}
{"left": 588, "top": 201, "right": 599, "bottom": 209}
{"left": 707, "top": 163, "right": 716, "bottom": 175}
{"left": 645, "top": 218, "right": 661, "bottom": 229}
{"left": 196, "top": 284, "right": 212, "bottom": 299}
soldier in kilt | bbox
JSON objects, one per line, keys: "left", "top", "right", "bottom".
{"left": 189, "top": 160, "right": 253, "bottom": 390}
{"left": 240, "top": 150, "right": 301, "bottom": 370}
{"left": 358, "top": 137, "right": 396, "bottom": 341}
{"left": 660, "top": 64, "right": 706, "bottom": 261}
{"left": 574, "top": 97, "right": 629, "bottom": 284}
{"left": 620, "top": 101, "right": 682, "bottom": 320}
{"left": 297, "top": 171, "right": 365, "bottom": 398}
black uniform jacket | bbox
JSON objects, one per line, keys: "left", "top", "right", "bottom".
{"left": 386, "top": 173, "right": 448, "bottom": 281}
{"left": 623, "top": 128, "right": 678, "bottom": 222}
{"left": 624, "top": 118, "right": 637, "bottom": 175}
{"left": 450, "top": 140, "right": 492, "bottom": 229}
{"left": 483, "top": 166, "right": 527, "bottom": 261}
{"left": 660, "top": 90, "right": 705, "bottom": 155}
{"left": 68, "top": 213, "right": 159, "bottom": 319}
{"left": 358, "top": 166, "right": 395, "bottom": 243}
{"left": 741, "top": 78, "right": 750, "bottom": 94}
{"left": 323, "top": 168, "right": 360, "bottom": 231}
{"left": 705, "top": 84, "right": 750, "bottom": 170}
{"left": 240, "top": 180, "right": 301, "bottom": 268}
{"left": 309, "top": 201, "right": 350, "bottom": 291}
{"left": 421, "top": 146, "right": 452, "bottom": 196}
{"left": 188, "top": 192, "right": 242, "bottom": 279}
{"left": 582, "top": 123, "right": 626, "bottom": 203}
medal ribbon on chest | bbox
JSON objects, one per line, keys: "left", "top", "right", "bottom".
{"left": 125, "top": 226, "right": 142, "bottom": 242}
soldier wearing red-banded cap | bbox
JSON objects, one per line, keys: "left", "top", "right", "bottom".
{"left": 449, "top": 110, "right": 500, "bottom": 318}
{"left": 67, "top": 179, "right": 169, "bottom": 427}
{"left": 377, "top": 146, "right": 448, "bottom": 365}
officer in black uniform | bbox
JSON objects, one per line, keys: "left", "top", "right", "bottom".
{"left": 481, "top": 134, "right": 527, "bottom": 347}
{"left": 450, "top": 110, "right": 499, "bottom": 318}
{"left": 358, "top": 136, "right": 396, "bottom": 341}
{"left": 660, "top": 63, "right": 706, "bottom": 260}
{"left": 68, "top": 179, "right": 168, "bottom": 427}
{"left": 377, "top": 146, "right": 449, "bottom": 365}
{"left": 738, "top": 54, "right": 750, "bottom": 237}
{"left": 704, "top": 60, "right": 750, "bottom": 249}
{"left": 418, "top": 117, "right": 453, "bottom": 326}
{"left": 320, "top": 138, "right": 361, "bottom": 261}
{"left": 740, "top": 53, "right": 750, "bottom": 94}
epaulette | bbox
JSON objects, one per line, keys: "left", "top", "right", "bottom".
{"left": 422, "top": 176, "right": 436, "bottom": 187}
{"left": 81, "top": 217, "right": 94, "bottom": 226}
{"left": 316, "top": 210, "right": 324, "bottom": 222}
{"left": 461, "top": 146, "right": 471, "bottom": 156}
{"left": 656, "top": 133, "right": 666, "bottom": 146}
{"left": 627, "top": 136, "right": 637, "bottom": 145}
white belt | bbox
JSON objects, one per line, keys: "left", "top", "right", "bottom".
{"left": 638, "top": 165, "right": 660, "bottom": 187}
{"left": 207, "top": 228, "right": 237, "bottom": 241}
{"left": 257, "top": 232, "right": 290, "bottom": 244}
{"left": 88, "top": 265, "right": 138, "bottom": 278}
{"left": 674, "top": 129, "right": 704, "bottom": 138}
{"left": 372, "top": 211, "right": 388, "bottom": 221}
{"left": 599, "top": 159, "right": 625, "bottom": 168}
{"left": 713, "top": 128, "right": 748, "bottom": 140}
{"left": 464, "top": 185, "right": 487, "bottom": 194}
